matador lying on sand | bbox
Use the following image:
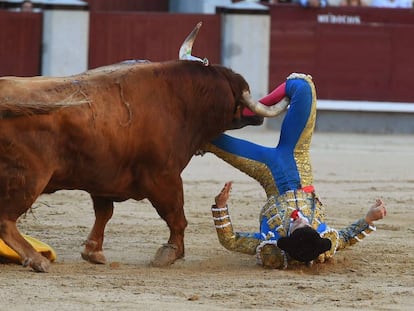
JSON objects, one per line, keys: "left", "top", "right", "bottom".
{"left": 205, "top": 74, "right": 387, "bottom": 268}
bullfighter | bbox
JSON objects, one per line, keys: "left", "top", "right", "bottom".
{"left": 206, "top": 73, "right": 387, "bottom": 268}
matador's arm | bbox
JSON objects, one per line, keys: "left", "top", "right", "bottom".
{"left": 335, "top": 198, "right": 386, "bottom": 251}
{"left": 211, "top": 204, "right": 261, "bottom": 255}
{"left": 337, "top": 218, "right": 376, "bottom": 250}
{"left": 317, "top": 217, "right": 376, "bottom": 263}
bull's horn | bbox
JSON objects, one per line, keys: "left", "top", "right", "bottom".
{"left": 242, "top": 90, "right": 289, "bottom": 117}
{"left": 179, "top": 22, "right": 208, "bottom": 65}
{"left": 179, "top": 22, "right": 202, "bottom": 59}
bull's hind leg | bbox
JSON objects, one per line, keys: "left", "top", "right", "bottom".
{"left": 81, "top": 196, "right": 114, "bottom": 264}
{"left": 148, "top": 176, "right": 187, "bottom": 267}
{"left": 0, "top": 218, "right": 50, "bottom": 272}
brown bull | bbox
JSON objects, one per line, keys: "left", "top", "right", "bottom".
{"left": 0, "top": 24, "right": 287, "bottom": 272}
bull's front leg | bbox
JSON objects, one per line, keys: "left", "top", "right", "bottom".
{"left": 0, "top": 219, "right": 50, "bottom": 272}
{"left": 148, "top": 176, "right": 187, "bottom": 267}
{"left": 81, "top": 195, "right": 114, "bottom": 264}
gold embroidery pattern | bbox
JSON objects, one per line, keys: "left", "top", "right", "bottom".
{"left": 260, "top": 190, "right": 324, "bottom": 236}
{"left": 337, "top": 219, "right": 376, "bottom": 250}
{"left": 212, "top": 205, "right": 259, "bottom": 255}
{"left": 288, "top": 75, "right": 317, "bottom": 192}
{"left": 204, "top": 143, "right": 278, "bottom": 197}
{"left": 317, "top": 229, "right": 339, "bottom": 263}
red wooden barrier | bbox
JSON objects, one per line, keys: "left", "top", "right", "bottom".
{"left": 88, "top": 13, "right": 221, "bottom": 69}
{"left": 2, "top": 5, "right": 413, "bottom": 105}
{"left": 0, "top": 10, "right": 42, "bottom": 77}
{"left": 85, "top": 0, "right": 169, "bottom": 12}
{"left": 269, "top": 5, "right": 414, "bottom": 102}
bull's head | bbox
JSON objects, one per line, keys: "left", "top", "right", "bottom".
{"left": 179, "top": 23, "right": 289, "bottom": 129}
{"left": 226, "top": 91, "right": 289, "bottom": 129}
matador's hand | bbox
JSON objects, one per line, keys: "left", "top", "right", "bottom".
{"left": 214, "top": 181, "right": 232, "bottom": 208}
{"left": 365, "top": 199, "right": 387, "bottom": 225}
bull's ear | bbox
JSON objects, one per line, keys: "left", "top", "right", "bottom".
{"left": 179, "top": 22, "right": 209, "bottom": 66}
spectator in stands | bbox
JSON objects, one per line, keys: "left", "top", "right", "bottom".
{"left": 340, "top": 0, "right": 362, "bottom": 5}
{"left": 327, "top": 0, "right": 343, "bottom": 6}
{"left": 266, "top": 0, "right": 293, "bottom": 3}
{"left": 294, "top": 0, "right": 328, "bottom": 7}
{"left": 329, "top": 0, "right": 372, "bottom": 5}
{"left": 21, "top": 0, "right": 33, "bottom": 12}
{"left": 370, "top": 0, "right": 412, "bottom": 7}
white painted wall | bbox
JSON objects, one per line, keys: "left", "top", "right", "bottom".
{"left": 221, "top": 13, "right": 270, "bottom": 100}
{"left": 169, "top": 0, "right": 233, "bottom": 13}
{"left": 42, "top": 9, "right": 89, "bottom": 76}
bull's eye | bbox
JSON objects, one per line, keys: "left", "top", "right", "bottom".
{"left": 233, "top": 104, "right": 241, "bottom": 114}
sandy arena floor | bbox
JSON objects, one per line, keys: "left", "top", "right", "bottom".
{"left": 1, "top": 127, "right": 413, "bottom": 311}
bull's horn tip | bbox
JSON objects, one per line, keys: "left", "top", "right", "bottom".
{"left": 197, "top": 22, "right": 202, "bottom": 27}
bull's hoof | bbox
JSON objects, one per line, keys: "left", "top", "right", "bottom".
{"left": 151, "top": 243, "right": 180, "bottom": 267}
{"left": 23, "top": 256, "right": 50, "bottom": 273}
{"left": 81, "top": 250, "right": 106, "bottom": 264}
{"left": 81, "top": 240, "right": 106, "bottom": 264}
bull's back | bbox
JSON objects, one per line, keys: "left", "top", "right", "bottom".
{"left": 0, "top": 60, "right": 239, "bottom": 197}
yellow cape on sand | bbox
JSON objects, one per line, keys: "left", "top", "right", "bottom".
{"left": 0, "top": 234, "right": 57, "bottom": 263}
